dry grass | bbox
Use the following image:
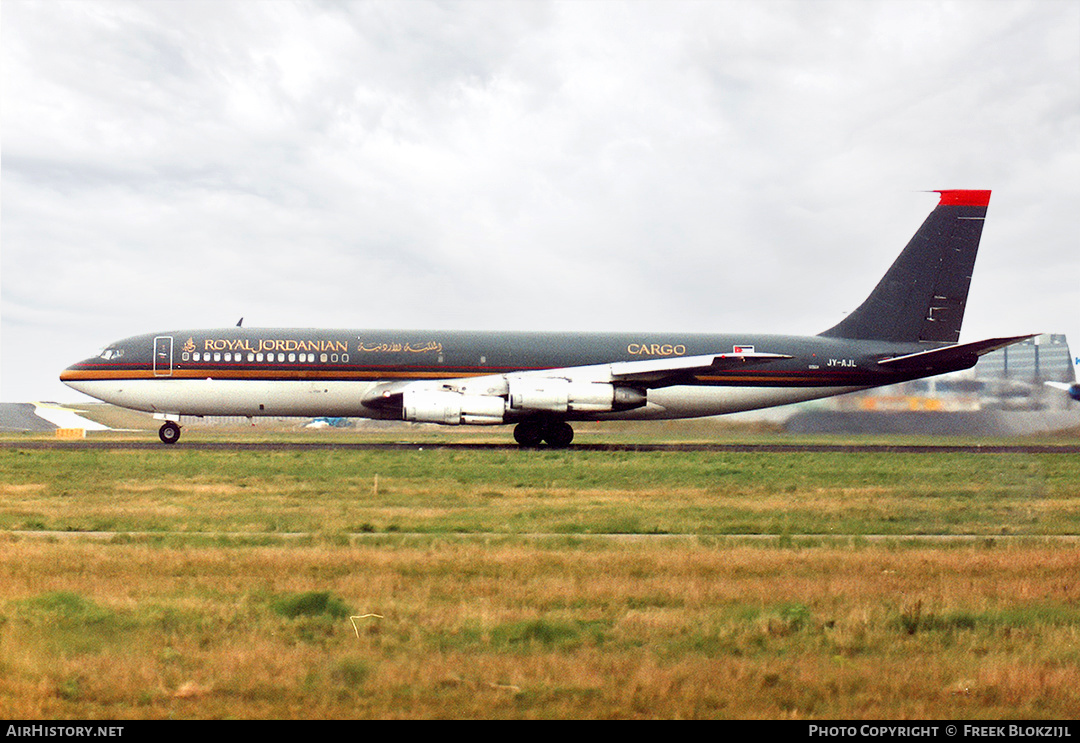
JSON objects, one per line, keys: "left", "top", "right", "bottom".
{"left": 1, "top": 538, "right": 1078, "bottom": 719}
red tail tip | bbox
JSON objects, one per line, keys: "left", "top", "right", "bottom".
{"left": 935, "top": 189, "right": 991, "bottom": 207}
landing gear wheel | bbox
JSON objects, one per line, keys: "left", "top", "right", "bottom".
{"left": 542, "top": 421, "right": 574, "bottom": 448}
{"left": 158, "top": 421, "right": 181, "bottom": 445}
{"left": 513, "top": 420, "right": 544, "bottom": 447}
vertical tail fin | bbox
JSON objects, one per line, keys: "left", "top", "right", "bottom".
{"left": 819, "top": 190, "right": 991, "bottom": 344}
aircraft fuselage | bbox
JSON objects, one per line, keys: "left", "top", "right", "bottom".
{"left": 61, "top": 327, "right": 958, "bottom": 420}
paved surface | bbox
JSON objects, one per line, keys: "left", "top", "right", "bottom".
{"left": 0, "top": 403, "right": 57, "bottom": 432}
{"left": 787, "top": 409, "right": 1080, "bottom": 436}
{"left": 2, "top": 440, "right": 1078, "bottom": 454}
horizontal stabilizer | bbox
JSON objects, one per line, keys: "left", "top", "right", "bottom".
{"left": 1045, "top": 381, "right": 1080, "bottom": 402}
{"left": 877, "top": 335, "right": 1037, "bottom": 373}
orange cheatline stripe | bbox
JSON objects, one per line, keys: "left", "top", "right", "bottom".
{"left": 59, "top": 368, "right": 490, "bottom": 382}
{"left": 61, "top": 367, "right": 867, "bottom": 386}
{"left": 692, "top": 372, "right": 861, "bottom": 383}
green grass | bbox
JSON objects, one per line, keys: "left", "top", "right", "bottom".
{"left": 1, "top": 446, "right": 1078, "bottom": 536}
{"left": 272, "top": 591, "right": 352, "bottom": 619}
{"left": 1, "top": 434, "right": 1078, "bottom": 718}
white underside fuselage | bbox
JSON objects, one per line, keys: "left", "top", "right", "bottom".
{"left": 63, "top": 378, "right": 865, "bottom": 422}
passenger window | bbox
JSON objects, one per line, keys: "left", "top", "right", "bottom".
{"left": 278, "top": 353, "right": 285, "bottom": 362}
{"left": 320, "top": 353, "right": 327, "bottom": 363}
{"left": 256, "top": 353, "right": 264, "bottom": 362}
{"left": 193, "top": 352, "right": 201, "bottom": 361}
{"left": 214, "top": 353, "right": 221, "bottom": 362}
{"left": 288, "top": 353, "right": 295, "bottom": 363}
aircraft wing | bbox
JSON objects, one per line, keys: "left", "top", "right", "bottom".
{"left": 361, "top": 350, "right": 792, "bottom": 412}
{"left": 877, "top": 334, "right": 1037, "bottom": 373}
{"left": 606, "top": 351, "right": 793, "bottom": 384}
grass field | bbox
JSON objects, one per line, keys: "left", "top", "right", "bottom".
{"left": 1, "top": 425, "right": 1078, "bottom": 719}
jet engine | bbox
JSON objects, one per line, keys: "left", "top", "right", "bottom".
{"left": 402, "top": 389, "right": 506, "bottom": 425}
{"left": 508, "top": 379, "right": 646, "bottom": 413}
{"left": 401, "top": 379, "right": 647, "bottom": 425}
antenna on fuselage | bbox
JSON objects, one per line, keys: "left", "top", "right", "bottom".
{"left": 236, "top": 317, "right": 243, "bottom": 327}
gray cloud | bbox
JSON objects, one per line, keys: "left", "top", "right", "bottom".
{"left": 3, "top": 0, "right": 1077, "bottom": 401}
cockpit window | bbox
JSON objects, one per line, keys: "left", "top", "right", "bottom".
{"left": 99, "top": 347, "right": 125, "bottom": 360}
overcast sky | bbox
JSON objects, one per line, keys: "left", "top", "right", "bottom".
{"left": 2, "top": 0, "right": 1077, "bottom": 403}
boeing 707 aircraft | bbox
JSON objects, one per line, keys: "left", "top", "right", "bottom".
{"left": 61, "top": 189, "right": 1033, "bottom": 446}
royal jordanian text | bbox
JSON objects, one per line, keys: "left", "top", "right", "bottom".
{"left": 807, "top": 725, "right": 1072, "bottom": 738}
{"left": 6, "top": 726, "right": 122, "bottom": 737}
{"left": 199, "top": 338, "right": 349, "bottom": 354}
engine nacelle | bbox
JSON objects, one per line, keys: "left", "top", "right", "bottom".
{"left": 508, "top": 379, "right": 646, "bottom": 413}
{"left": 402, "top": 379, "right": 646, "bottom": 425}
{"left": 402, "top": 390, "right": 505, "bottom": 425}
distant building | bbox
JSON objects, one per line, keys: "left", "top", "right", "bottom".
{"left": 834, "top": 334, "right": 1075, "bottom": 413}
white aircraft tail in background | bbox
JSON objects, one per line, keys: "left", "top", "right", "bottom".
{"left": 1045, "top": 337, "right": 1080, "bottom": 401}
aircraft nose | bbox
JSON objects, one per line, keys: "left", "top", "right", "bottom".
{"left": 59, "top": 356, "right": 95, "bottom": 385}
{"left": 60, "top": 361, "right": 81, "bottom": 385}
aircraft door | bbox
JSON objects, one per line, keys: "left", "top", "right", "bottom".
{"left": 153, "top": 336, "right": 173, "bottom": 377}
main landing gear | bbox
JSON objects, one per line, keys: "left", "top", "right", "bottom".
{"left": 513, "top": 419, "right": 574, "bottom": 448}
{"left": 158, "top": 421, "right": 181, "bottom": 445}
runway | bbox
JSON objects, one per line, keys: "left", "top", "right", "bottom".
{"left": 7, "top": 529, "right": 1079, "bottom": 544}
